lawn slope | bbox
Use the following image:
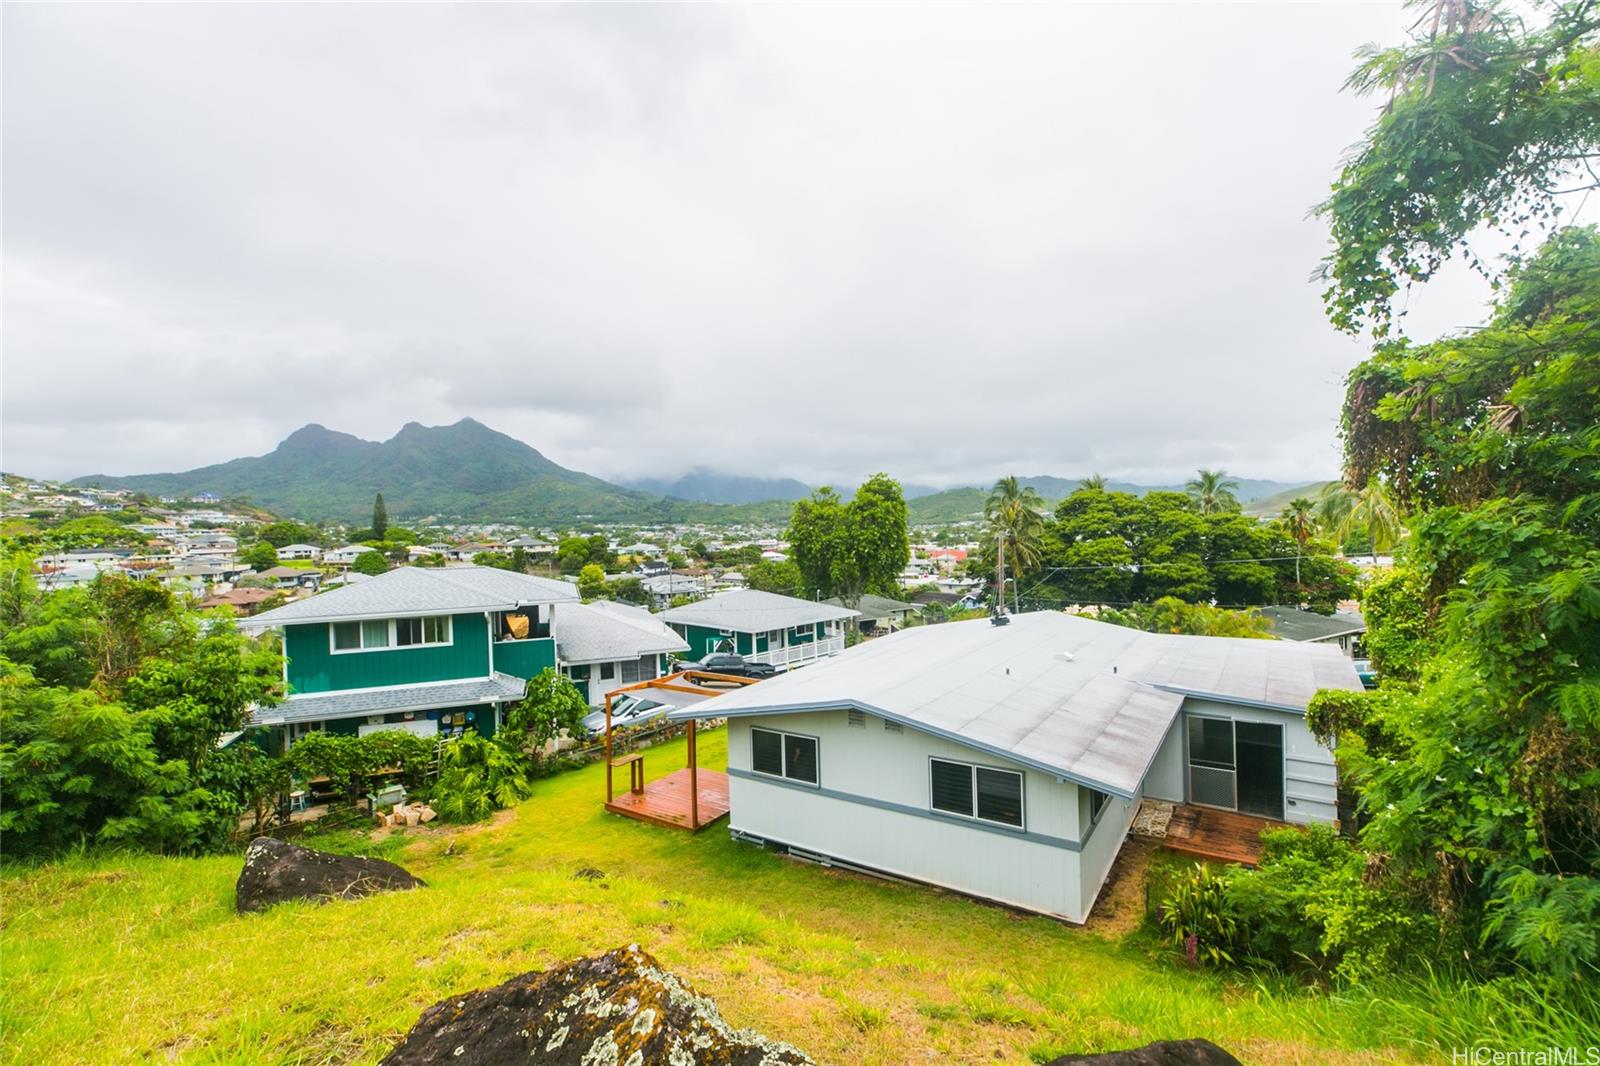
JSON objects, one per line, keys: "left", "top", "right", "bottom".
{"left": 1, "top": 730, "right": 1464, "bottom": 1064}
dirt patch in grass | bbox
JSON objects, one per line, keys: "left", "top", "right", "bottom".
{"left": 1085, "top": 836, "right": 1158, "bottom": 938}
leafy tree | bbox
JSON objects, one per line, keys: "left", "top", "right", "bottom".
{"left": 1185, "top": 469, "right": 1241, "bottom": 514}
{"left": 371, "top": 493, "right": 388, "bottom": 540}
{"left": 1318, "top": 0, "right": 1600, "bottom": 336}
{"left": 0, "top": 564, "right": 281, "bottom": 856}
{"left": 745, "top": 558, "right": 803, "bottom": 595}
{"left": 1100, "top": 597, "right": 1272, "bottom": 639}
{"left": 472, "top": 551, "right": 517, "bottom": 571}
{"left": 984, "top": 476, "right": 1047, "bottom": 612}
{"left": 502, "top": 668, "right": 589, "bottom": 763}
{"left": 605, "top": 576, "right": 649, "bottom": 606}
{"left": 240, "top": 542, "right": 279, "bottom": 570}
{"left": 577, "top": 563, "right": 607, "bottom": 602}
{"left": 1310, "top": 227, "right": 1600, "bottom": 979}
{"left": 787, "top": 475, "right": 910, "bottom": 608}
{"left": 350, "top": 550, "right": 389, "bottom": 577}
{"left": 1078, "top": 473, "right": 1108, "bottom": 491}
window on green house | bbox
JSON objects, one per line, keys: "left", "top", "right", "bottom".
{"left": 361, "top": 619, "right": 390, "bottom": 649}
{"left": 332, "top": 621, "right": 362, "bottom": 651}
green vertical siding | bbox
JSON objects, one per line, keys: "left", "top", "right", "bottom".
{"left": 674, "top": 623, "right": 736, "bottom": 658}
{"left": 491, "top": 637, "right": 556, "bottom": 680}
{"left": 284, "top": 613, "right": 491, "bottom": 694}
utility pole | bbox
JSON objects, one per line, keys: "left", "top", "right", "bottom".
{"left": 995, "top": 535, "right": 1006, "bottom": 617}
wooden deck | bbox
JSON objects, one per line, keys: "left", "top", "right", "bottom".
{"left": 604, "top": 768, "right": 730, "bottom": 832}
{"left": 1161, "top": 805, "right": 1286, "bottom": 866}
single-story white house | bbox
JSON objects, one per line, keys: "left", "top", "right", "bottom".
{"left": 554, "top": 600, "right": 691, "bottom": 706}
{"left": 276, "top": 543, "right": 323, "bottom": 561}
{"left": 324, "top": 544, "right": 377, "bottom": 567}
{"left": 667, "top": 611, "right": 1360, "bottom": 924}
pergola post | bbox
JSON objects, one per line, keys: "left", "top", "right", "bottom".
{"left": 603, "top": 693, "right": 614, "bottom": 803}
{"left": 687, "top": 718, "right": 698, "bottom": 828}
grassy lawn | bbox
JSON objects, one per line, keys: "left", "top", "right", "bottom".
{"left": 0, "top": 729, "right": 1531, "bottom": 1064}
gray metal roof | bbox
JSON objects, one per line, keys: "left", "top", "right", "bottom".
{"left": 252, "top": 672, "right": 527, "bottom": 725}
{"left": 823, "top": 593, "right": 923, "bottom": 622}
{"left": 553, "top": 600, "right": 690, "bottom": 665}
{"left": 1258, "top": 606, "right": 1367, "bottom": 643}
{"left": 669, "top": 611, "right": 1363, "bottom": 798}
{"left": 659, "top": 588, "right": 858, "bottom": 632}
{"left": 240, "top": 565, "right": 578, "bottom": 629}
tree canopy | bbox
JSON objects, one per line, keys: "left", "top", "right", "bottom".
{"left": 1318, "top": 0, "right": 1600, "bottom": 336}
{"left": 787, "top": 475, "right": 910, "bottom": 608}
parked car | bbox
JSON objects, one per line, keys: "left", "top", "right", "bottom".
{"left": 579, "top": 694, "right": 671, "bottom": 739}
{"left": 681, "top": 652, "right": 777, "bottom": 679}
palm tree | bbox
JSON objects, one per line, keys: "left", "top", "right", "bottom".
{"left": 984, "top": 476, "right": 1046, "bottom": 613}
{"left": 1280, "top": 497, "right": 1315, "bottom": 587}
{"left": 1315, "top": 482, "right": 1353, "bottom": 538}
{"left": 1186, "top": 468, "right": 1241, "bottom": 514}
{"left": 1078, "top": 473, "right": 1108, "bottom": 492}
{"left": 1338, "top": 478, "right": 1403, "bottom": 560}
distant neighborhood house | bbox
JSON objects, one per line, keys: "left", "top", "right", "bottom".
{"left": 553, "top": 600, "right": 691, "bottom": 706}
{"left": 659, "top": 589, "right": 859, "bottom": 670}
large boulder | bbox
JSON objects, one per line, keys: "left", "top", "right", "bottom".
{"left": 235, "top": 836, "right": 424, "bottom": 913}
{"left": 1046, "top": 1039, "right": 1243, "bottom": 1066}
{"left": 380, "top": 944, "right": 812, "bottom": 1065}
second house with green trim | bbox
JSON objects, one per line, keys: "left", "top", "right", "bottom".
{"left": 242, "top": 566, "right": 578, "bottom": 748}
{"left": 659, "top": 589, "right": 859, "bottom": 671}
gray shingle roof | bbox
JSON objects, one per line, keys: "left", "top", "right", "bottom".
{"left": 240, "top": 565, "right": 577, "bottom": 629}
{"left": 1258, "top": 606, "right": 1367, "bottom": 642}
{"left": 252, "top": 673, "right": 527, "bottom": 725}
{"left": 658, "top": 588, "right": 858, "bottom": 632}
{"left": 669, "top": 611, "right": 1363, "bottom": 798}
{"left": 553, "top": 600, "right": 690, "bottom": 665}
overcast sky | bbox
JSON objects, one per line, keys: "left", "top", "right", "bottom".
{"left": 4, "top": 3, "right": 1509, "bottom": 488}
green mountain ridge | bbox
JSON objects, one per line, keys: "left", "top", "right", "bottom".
{"left": 72, "top": 419, "right": 1329, "bottom": 527}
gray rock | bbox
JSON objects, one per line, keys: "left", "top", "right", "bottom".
{"left": 1046, "top": 1039, "right": 1243, "bottom": 1066}
{"left": 235, "top": 836, "right": 424, "bottom": 913}
{"left": 380, "top": 943, "right": 812, "bottom": 1065}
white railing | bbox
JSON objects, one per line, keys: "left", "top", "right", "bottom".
{"left": 748, "top": 635, "right": 846, "bottom": 670}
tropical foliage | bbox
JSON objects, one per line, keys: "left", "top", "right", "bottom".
{"left": 0, "top": 558, "right": 282, "bottom": 856}
{"left": 1318, "top": 0, "right": 1600, "bottom": 336}
{"left": 983, "top": 476, "right": 1047, "bottom": 611}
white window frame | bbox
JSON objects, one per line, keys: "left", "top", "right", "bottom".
{"left": 750, "top": 726, "right": 820, "bottom": 787}
{"left": 928, "top": 756, "right": 1025, "bottom": 830}
{"left": 329, "top": 615, "right": 453, "bottom": 655}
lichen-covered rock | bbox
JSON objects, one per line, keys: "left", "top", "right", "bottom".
{"left": 1045, "top": 1039, "right": 1243, "bottom": 1066}
{"left": 234, "top": 836, "right": 424, "bottom": 914}
{"left": 380, "top": 944, "right": 812, "bottom": 1065}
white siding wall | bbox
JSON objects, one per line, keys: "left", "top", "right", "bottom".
{"left": 1144, "top": 717, "right": 1187, "bottom": 803}
{"left": 726, "top": 709, "right": 1109, "bottom": 922}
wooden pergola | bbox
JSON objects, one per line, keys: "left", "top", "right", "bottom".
{"left": 602, "top": 669, "right": 757, "bottom": 831}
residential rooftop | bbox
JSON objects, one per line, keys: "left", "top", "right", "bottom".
{"left": 240, "top": 565, "right": 577, "bottom": 628}
{"left": 1258, "top": 605, "right": 1366, "bottom": 642}
{"left": 553, "top": 600, "right": 690, "bottom": 665}
{"left": 659, "top": 588, "right": 858, "bottom": 633}
{"left": 670, "top": 611, "right": 1362, "bottom": 798}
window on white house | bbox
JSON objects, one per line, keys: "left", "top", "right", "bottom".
{"left": 1088, "top": 788, "right": 1109, "bottom": 824}
{"left": 600, "top": 661, "right": 616, "bottom": 680}
{"left": 929, "top": 758, "right": 1024, "bottom": 828}
{"left": 750, "top": 727, "right": 818, "bottom": 785}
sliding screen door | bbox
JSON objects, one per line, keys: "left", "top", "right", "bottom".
{"left": 1187, "top": 716, "right": 1236, "bottom": 810}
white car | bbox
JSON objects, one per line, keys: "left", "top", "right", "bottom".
{"left": 579, "top": 695, "right": 670, "bottom": 738}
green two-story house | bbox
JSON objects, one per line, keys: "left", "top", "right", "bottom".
{"left": 242, "top": 566, "right": 578, "bottom": 749}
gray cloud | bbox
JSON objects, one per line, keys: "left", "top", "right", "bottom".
{"left": 3, "top": 3, "right": 1503, "bottom": 487}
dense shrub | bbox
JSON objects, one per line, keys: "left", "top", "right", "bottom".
{"left": 429, "top": 732, "right": 532, "bottom": 823}
{"left": 1156, "top": 827, "right": 1433, "bottom": 984}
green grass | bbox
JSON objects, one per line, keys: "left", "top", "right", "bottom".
{"left": 2, "top": 728, "right": 1586, "bottom": 1064}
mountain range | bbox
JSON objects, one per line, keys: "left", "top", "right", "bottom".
{"left": 71, "top": 419, "right": 1327, "bottom": 526}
